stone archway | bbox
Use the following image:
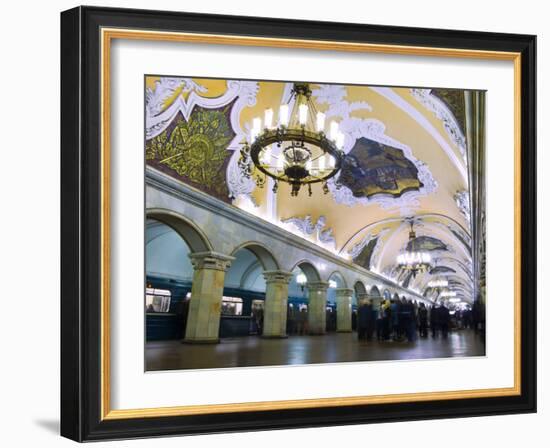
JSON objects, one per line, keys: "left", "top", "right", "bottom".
{"left": 228, "top": 242, "right": 290, "bottom": 338}
{"left": 147, "top": 209, "right": 234, "bottom": 344}
{"left": 328, "top": 272, "right": 352, "bottom": 333}
{"left": 291, "top": 260, "right": 326, "bottom": 335}
{"left": 147, "top": 208, "right": 213, "bottom": 253}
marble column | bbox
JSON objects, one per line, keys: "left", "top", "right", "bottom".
{"left": 335, "top": 288, "right": 354, "bottom": 333}
{"left": 262, "top": 270, "right": 293, "bottom": 338}
{"left": 183, "top": 251, "right": 234, "bottom": 344}
{"left": 307, "top": 281, "right": 329, "bottom": 335}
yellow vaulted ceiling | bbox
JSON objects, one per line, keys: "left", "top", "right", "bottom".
{"left": 145, "top": 76, "right": 475, "bottom": 301}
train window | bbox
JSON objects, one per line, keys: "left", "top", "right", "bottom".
{"left": 145, "top": 287, "right": 171, "bottom": 313}
{"left": 221, "top": 296, "right": 243, "bottom": 316}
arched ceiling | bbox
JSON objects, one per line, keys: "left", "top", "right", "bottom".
{"left": 145, "top": 77, "right": 474, "bottom": 303}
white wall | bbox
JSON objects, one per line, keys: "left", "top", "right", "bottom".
{"left": 0, "top": 0, "right": 546, "bottom": 447}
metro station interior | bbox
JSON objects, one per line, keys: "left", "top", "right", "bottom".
{"left": 144, "top": 77, "right": 486, "bottom": 371}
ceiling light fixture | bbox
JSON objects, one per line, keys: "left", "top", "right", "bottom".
{"left": 396, "top": 220, "right": 433, "bottom": 279}
{"left": 238, "top": 83, "right": 345, "bottom": 197}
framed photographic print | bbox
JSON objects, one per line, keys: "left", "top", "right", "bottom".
{"left": 60, "top": 6, "right": 536, "bottom": 442}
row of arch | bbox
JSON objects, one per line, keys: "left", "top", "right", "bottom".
{"left": 147, "top": 208, "right": 409, "bottom": 298}
{"left": 147, "top": 210, "right": 433, "bottom": 342}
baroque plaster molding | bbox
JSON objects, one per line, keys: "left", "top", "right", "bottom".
{"left": 454, "top": 190, "right": 471, "bottom": 226}
{"left": 145, "top": 77, "right": 260, "bottom": 201}
{"left": 281, "top": 215, "right": 336, "bottom": 249}
{"left": 311, "top": 85, "right": 437, "bottom": 214}
{"left": 410, "top": 88, "right": 467, "bottom": 161}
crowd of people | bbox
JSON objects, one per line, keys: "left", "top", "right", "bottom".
{"left": 250, "top": 299, "right": 482, "bottom": 341}
{"left": 355, "top": 298, "right": 478, "bottom": 343}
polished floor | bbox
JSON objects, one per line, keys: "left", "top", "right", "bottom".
{"left": 145, "top": 330, "right": 485, "bottom": 371}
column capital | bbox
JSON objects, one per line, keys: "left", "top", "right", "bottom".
{"left": 335, "top": 288, "right": 354, "bottom": 297}
{"left": 188, "top": 251, "right": 235, "bottom": 271}
{"left": 263, "top": 270, "right": 293, "bottom": 284}
{"left": 307, "top": 281, "right": 330, "bottom": 291}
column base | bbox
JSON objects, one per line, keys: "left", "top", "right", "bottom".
{"left": 261, "top": 335, "right": 288, "bottom": 339}
{"left": 182, "top": 338, "right": 220, "bottom": 345}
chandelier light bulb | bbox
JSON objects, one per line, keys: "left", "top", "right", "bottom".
{"left": 252, "top": 117, "right": 261, "bottom": 131}
{"left": 298, "top": 104, "right": 308, "bottom": 125}
{"left": 440, "top": 290, "right": 457, "bottom": 298}
{"left": 305, "top": 160, "right": 312, "bottom": 172}
{"left": 250, "top": 128, "right": 259, "bottom": 143}
{"left": 279, "top": 104, "right": 289, "bottom": 126}
{"left": 276, "top": 155, "right": 284, "bottom": 170}
{"left": 336, "top": 132, "right": 345, "bottom": 150}
{"left": 251, "top": 117, "right": 262, "bottom": 142}
{"left": 264, "top": 109, "right": 273, "bottom": 129}
{"left": 329, "top": 121, "right": 339, "bottom": 140}
{"left": 318, "top": 155, "right": 326, "bottom": 171}
{"left": 316, "top": 112, "right": 326, "bottom": 132}
{"left": 261, "top": 148, "right": 272, "bottom": 165}
{"left": 429, "top": 279, "right": 448, "bottom": 288}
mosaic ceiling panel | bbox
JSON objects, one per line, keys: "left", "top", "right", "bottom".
{"left": 146, "top": 103, "right": 236, "bottom": 202}
{"left": 406, "top": 236, "right": 448, "bottom": 252}
{"left": 337, "top": 137, "right": 423, "bottom": 199}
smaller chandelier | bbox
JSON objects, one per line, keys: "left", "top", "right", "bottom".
{"left": 428, "top": 279, "right": 448, "bottom": 288}
{"left": 396, "top": 220, "right": 433, "bottom": 278}
{"left": 238, "top": 83, "right": 345, "bottom": 197}
{"left": 439, "top": 290, "right": 457, "bottom": 299}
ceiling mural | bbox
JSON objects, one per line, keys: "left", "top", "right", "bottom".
{"left": 336, "top": 138, "right": 424, "bottom": 199}
{"left": 406, "top": 236, "right": 448, "bottom": 252}
{"left": 352, "top": 237, "right": 378, "bottom": 271}
{"left": 144, "top": 76, "right": 479, "bottom": 303}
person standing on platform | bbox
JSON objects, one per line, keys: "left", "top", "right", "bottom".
{"left": 406, "top": 299, "right": 417, "bottom": 342}
{"left": 400, "top": 299, "right": 413, "bottom": 342}
{"left": 357, "top": 301, "right": 368, "bottom": 341}
{"left": 383, "top": 299, "right": 392, "bottom": 340}
{"left": 376, "top": 301, "right": 385, "bottom": 341}
{"left": 391, "top": 299, "right": 400, "bottom": 341}
{"left": 418, "top": 302, "right": 428, "bottom": 338}
{"left": 297, "top": 307, "right": 307, "bottom": 335}
{"left": 431, "top": 304, "right": 440, "bottom": 338}
{"left": 365, "top": 299, "right": 375, "bottom": 341}
{"left": 440, "top": 303, "right": 450, "bottom": 339}
{"left": 287, "top": 304, "right": 297, "bottom": 335}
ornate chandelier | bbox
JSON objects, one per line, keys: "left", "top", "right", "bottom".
{"left": 439, "top": 290, "right": 457, "bottom": 299}
{"left": 239, "top": 83, "right": 345, "bottom": 197}
{"left": 428, "top": 279, "right": 448, "bottom": 288}
{"left": 396, "top": 220, "right": 433, "bottom": 278}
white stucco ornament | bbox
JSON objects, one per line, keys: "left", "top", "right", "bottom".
{"left": 281, "top": 215, "right": 336, "bottom": 250}
{"left": 410, "top": 88, "right": 467, "bottom": 162}
{"left": 312, "top": 85, "right": 438, "bottom": 215}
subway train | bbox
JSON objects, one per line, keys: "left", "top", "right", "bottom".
{"left": 145, "top": 275, "right": 345, "bottom": 341}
